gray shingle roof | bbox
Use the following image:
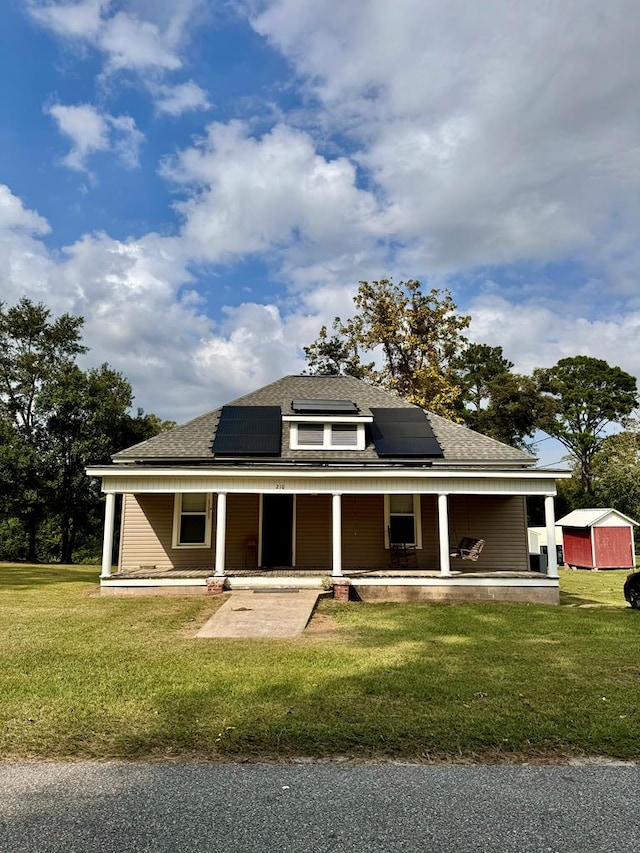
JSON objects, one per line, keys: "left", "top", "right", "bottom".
{"left": 113, "top": 374, "right": 535, "bottom": 466}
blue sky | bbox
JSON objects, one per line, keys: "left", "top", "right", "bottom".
{"left": 3, "top": 1, "right": 640, "bottom": 466}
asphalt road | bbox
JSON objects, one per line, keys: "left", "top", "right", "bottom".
{"left": 1, "top": 762, "right": 638, "bottom": 852}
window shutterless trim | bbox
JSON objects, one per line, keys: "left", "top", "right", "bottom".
{"left": 384, "top": 494, "right": 422, "bottom": 548}
{"left": 172, "top": 493, "right": 212, "bottom": 548}
{"left": 290, "top": 422, "right": 366, "bottom": 450}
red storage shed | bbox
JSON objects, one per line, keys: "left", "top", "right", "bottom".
{"left": 557, "top": 509, "right": 637, "bottom": 570}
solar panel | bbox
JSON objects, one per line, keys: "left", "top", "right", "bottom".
{"left": 370, "top": 408, "right": 444, "bottom": 458}
{"left": 212, "top": 406, "right": 282, "bottom": 456}
{"left": 291, "top": 399, "right": 358, "bottom": 414}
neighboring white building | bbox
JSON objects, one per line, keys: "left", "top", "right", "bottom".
{"left": 527, "top": 526, "right": 564, "bottom": 555}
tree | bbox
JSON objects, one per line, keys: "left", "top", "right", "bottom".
{"left": 592, "top": 418, "right": 640, "bottom": 530}
{"left": 303, "top": 324, "right": 371, "bottom": 379}
{"left": 0, "top": 299, "right": 86, "bottom": 560}
{"left": 453, "top": 344, "right": 514, "bottom": 413}
{"left": 304, "top": 279, "right": 470, "bottom": 417}
{"left": 39, "top": 364, "right": 144, "bottom": 563}
{"left": 0, "top": 299, "right": 166, "bottom": 563}
{"left": 535, "top": 356, "right": 638, "bottom": 495}
{"left": 453, "top": 344, "right": 553, "bottom": 447}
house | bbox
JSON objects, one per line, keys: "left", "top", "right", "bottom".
{"left": 557, "top": 508, "right": 637, "bottom": 570}
{"left": 87, "top": 375, "right": 568, "bottom": 604}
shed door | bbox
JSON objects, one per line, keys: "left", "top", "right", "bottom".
{"left": 593, "top": 527, "right": 634, "bottom": 568}
{"left": 261, "top": 495, "right": 294, "bottom": 567}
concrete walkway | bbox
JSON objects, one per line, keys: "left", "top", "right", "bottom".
{"left": 196, "top": 589, "right": 323, "bottom": 638}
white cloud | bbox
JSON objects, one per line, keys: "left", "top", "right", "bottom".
{"left": 11, "top": 4, "right": 640, "bottom": 424}
{"left": 467, "top": 292, "right": 640, "bottom": 378}
{"left": 107, "top": 113, "right": 145, "bottom": 168}
{"left": 99, "top": 11, "right": 182, "bottom": 72}
{"left": 47, "top": 103, "right": 143, "bottom": 172}
{"left": 0, "top": 187, "right": 53, "bottom": 307}
{"left": 152, "top": 81, "right": 211, "bottom": 117}
{"left": 0, "top": 185, "right": 50, "bottom": 235}
{"left": 164, "top": 120, "right": 383, "bottom": 274}
{"left": 250, "top": 0, "right": 640, "bottom": 276}
{"left": 28, "top": 0, "right": 106, "bottom": 40}
{"left": 193, "top": 303, "right": 303, "bottom": 402}
{"left": 28, "top": 0, "right": 206, "bottom": 74}
{"left": 3, "top": 181, "right": 640, "bottom": 428}
{"left": 0, "top": 183, "right": 296, "bottom": 420}
{"left": 47, "top": 103, "right": 109, "bottom": 170}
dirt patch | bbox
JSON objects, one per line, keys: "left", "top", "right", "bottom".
{"left": 301, "top": 611, "right": 340, "bottom": 640}
{"left": 179, "top": 599, "right": 227, "bottom": 638}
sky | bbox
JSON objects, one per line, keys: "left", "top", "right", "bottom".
{"left": 2, "top": 1, "right": 640, "bottom": 467}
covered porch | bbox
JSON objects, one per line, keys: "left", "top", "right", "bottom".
{"left": 89, "top": 464, "right": 563, "bottom": 604}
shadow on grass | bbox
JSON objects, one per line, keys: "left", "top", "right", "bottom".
{"left": 0, "top": 564, "right": 98, "bottom": 589}
{"left": 110, "top": 650, "right": 640, "bottom": 761}
{"left": 559, "top": 591, "right": 630, "bottom": 608}
{"left": 99, "top": 601, "right": 640, "bottom": 762}
{"left": 2, "top": 571, "right": 639, "bottom": 762}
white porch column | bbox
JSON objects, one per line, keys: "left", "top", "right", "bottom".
{"left": 214, "top": 492, "right": 227, "bottom": 577}
{"left": 100, "top": 492, "right": 116, "bottom": 579}
{"left": 332, "top": 493, "right": 343, "bottom": 577}
{"left": 438, "top": 493, "right": 451, "bottom": 577}
{"left": 544, "top": 494, "right": 559, "bottom": 578}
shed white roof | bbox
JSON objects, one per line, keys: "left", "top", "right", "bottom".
{"left": 556, "top": 508, "right": 638, "bottom": 528}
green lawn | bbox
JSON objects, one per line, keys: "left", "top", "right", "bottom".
{"left": 0, "top": 563, "right": 638, "bottom": 762}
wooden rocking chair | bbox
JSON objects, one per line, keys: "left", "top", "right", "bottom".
{"left": 388, "top": 528, "right": 419, "bottom": 569}
{"left": 450, "top": 537, "right": 485, "bottom": 562}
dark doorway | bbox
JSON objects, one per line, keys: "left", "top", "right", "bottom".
{"left": 261, "top": 494, "right": 294, "bottom": 567}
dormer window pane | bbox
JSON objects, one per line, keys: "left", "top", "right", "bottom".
{"left": 331, "top": 424, "right": 358, "bottom": 447}
{"left": 297, "top": 423, "right": 324, "bottom": 446}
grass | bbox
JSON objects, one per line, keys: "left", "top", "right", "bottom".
{"left": 0, "top": 563, "right": 638, "bottom": 762}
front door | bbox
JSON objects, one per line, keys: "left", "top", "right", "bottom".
{"left": 261, "top": 494, "right": 294, "bottom": 567}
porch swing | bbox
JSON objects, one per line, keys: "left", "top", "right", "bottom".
{"left": 450, "top": 497, "right": 485, "bottom": 562}
{"left": 450, "top": 537, "right": 485, "bottom": 561}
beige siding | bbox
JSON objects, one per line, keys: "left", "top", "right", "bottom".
{"left": 315, "top": 494, "right": 527, "bottom": 571}
{"left": 226, "top": 494, "right": 260, "bottom": 568}
{"left": 341, "top": 494, "right": 439, "bottom": 569}
{"left": 119, "top": 491, "right": 529, "bottom": 572}
{"left": 119, "top": 493, "right": 214, "bottom": 570}
{"left": 448, "top": 495, "right": 529, "bottom": 571}
{"left": 296, "top": 495, "right": 331, "bottom": 567}
{"left": 342, "top": 495, "right": 385, "bottom": 568}
{"left": 420, "top": 495, "right": 439, "bottom": 566}
{"left": 120, "top": 493, "right": 261, "bottom": 571}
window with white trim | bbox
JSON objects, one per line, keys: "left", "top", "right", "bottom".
{"left": 297, "top": 423, "right": 324, "bottom": 447}
{"left": 290, "top": 422, "right": 365, "bottom": 450}
{"left": 384, "top": 494, "right": 422, "bottom": 548}
{"left": 172, "top": 493, "right": 212, "bottom": 548}
{"left": 331, "top": 423, "right": 359, "bottom": 447}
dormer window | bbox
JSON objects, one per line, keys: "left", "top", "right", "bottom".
{"left": 285, "top": 399, "right": 371, "bottom": 451}
{"left": 331, "top": 424, "right": 359, "bottom": 447}
{"left": 297, "top": 423, "right": 324, "bottom": 447}
{"left": 289, "top": 420, "right": 367, "bottom": 450}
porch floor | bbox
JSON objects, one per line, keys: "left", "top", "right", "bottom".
{"left": 103, "top": 565, "right": 559, "bottom": 604}
{"left": 111, "top": 566, "right": 544, "bottom": 580}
